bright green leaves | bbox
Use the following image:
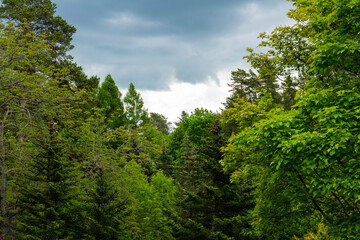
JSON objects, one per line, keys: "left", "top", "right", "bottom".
{"left": 132, "top": 170, "right": 177, "bottom": 240}
{"left": 291, "top": 0, "right": 360, "bottom": 80}
{"left": 222, "top": 85, "right": 360, "bottom": 238}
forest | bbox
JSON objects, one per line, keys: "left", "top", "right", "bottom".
{"left": 1, "top": 0, "right": 360, "bottom": 239}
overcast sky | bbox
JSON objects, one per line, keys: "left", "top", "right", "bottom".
{"left": 52, "top": 0, "right": 294, "bottom": 122}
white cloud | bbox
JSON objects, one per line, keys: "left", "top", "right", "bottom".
{"left": 106, "top": 12, "right": 161, "bottom": 28}
{"left": 82, "top": 64, "right": 116, "bottom": 81}
{"left": 138, "top": 71, "right": 232, "bottom": 123}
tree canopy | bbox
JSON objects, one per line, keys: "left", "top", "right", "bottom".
{"left": 2, "top": 0, "right": 360, "bottom": 239}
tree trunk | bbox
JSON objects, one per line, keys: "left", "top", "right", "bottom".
{"left": 0, "top": 121, "right": 8, "bottom": 239}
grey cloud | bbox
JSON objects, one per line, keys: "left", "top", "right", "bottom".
{"left": 53, "top": 0, "right": 293, "bottom": 90}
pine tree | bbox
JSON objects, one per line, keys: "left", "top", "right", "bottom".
{"left": 197, "top": 119, "right": 255, "bottom": 239}
{"left": 0, "top": 0, "right": 75, "bottom": 62}
{"left": 0, "top": 0, "right": 99, "bottom": 91}
{"left": 150, "top": 112, "right": 171, "bottom": 135}
{"left": 156, "top": 140, "right": 174, "bottom": 176}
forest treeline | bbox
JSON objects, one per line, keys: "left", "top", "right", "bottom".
{"left": 1, "top": 0, "right": 360, "bottom": 239}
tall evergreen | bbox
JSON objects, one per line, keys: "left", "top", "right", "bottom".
{"left": 124, "top": 83, "right": 150, "bottom": 128}
{"left": 97, "top": 74, "right": 125, "bottom": 128}
{"left": 85, "top": 166, "right": 128, "bottom": 240}
{"left": 172, "top": 116, "right": 255, "bottom": 239}
{"left": 16, "top": 120, "right": 76, "bottom": 240}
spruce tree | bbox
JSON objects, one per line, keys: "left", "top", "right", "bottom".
{"left": 16, "top": 120, "right": 76, "bottom": 240}
{"left": 85, "top": 166, "right": 128, "bottom": 240}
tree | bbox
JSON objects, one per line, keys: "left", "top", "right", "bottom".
{"left": 0, "top": 22, "right": 85, "bottom": 238}
{"left": 0, "top": 0, "right": 75, "bottom": 62}
{"left": 168, "top": 110, "right": 255, "bottom": 239}
{"left": 155, "top": 140, "right": 174, "bottom": 176}
{"left": 97, "top": 74, "right": 125, "bottom": 129}
{"left": 133, "top": 170, "right": 178, "bottom": 240}
{"left": 117, "top": 126, "right": 160, "bottom": 177}
{"left": 289, "top": 0, "right": 360, "bottom": 78}
{"left": 0, "top": 0, "right": 99, "bottom": 91}
{"left": 150, "top": 112, "right": 171, "bottom": 135}
{"left": 124, "top": 83, "right": 150, "bottom": 128}
{"left": 168, "top": 108, "right": 214, "bottom": 162}
{"left": 16, "top": 121, "right": 76, "bottom": 240}
{"left": 0, "top": 22, "right": 52, "bottom": 238}
{"left": 195, "top": 118, "right": 255, "bottom": 239}
{"left": 221, "top": 0, "right": 360, "bottom": 238}
{"left": 85, "top": 166, "right": 128, "bottom": 240}
{"left": 225, "top": 69, "right": 260, "bottom": 108}
{"left": 225, "top": 7, "right": 315, "bottom": 111}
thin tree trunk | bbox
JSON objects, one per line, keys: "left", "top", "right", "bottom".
{"left": 0, "top": 121, "right": 8, "bottom": 239}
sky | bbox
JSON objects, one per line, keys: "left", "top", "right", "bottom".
{"left": 52, "top": 0, "right": 294, "bottom": 122}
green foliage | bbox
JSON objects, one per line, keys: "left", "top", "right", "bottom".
{"left": 150, "top": 112, "right": 171, "bottom": 135}
{"left": 290, "top": 0, "right": 360, "bottom": 77}
{"left": 0, "top": 0, "right": 76, "bottom": 60}
{"left": 0, "top": 0, "right": 99, "bottom": 93}
{"left": 77, "top": 110, "right": 160, "bottom": 176}
{"left": 223, "top": 87, "right": 360, "bottom": 238}
{"left": 295, "top": 218, "right": 330, "bottom": 240}
{"left": 16, "top": 122, "right": 76, "bottom": 240}
{"left": 124, "top": 83, "right": 150, "bottom": 128}
{"left": 133, "top": 170, "right": 178, "bottom": 240}
{"left": 169, "top": 111, "right": 256, "bottom": 239}
{"left": 222, "top": 0, "right": 360, "bottom": 238}
{"left": 97, "top": 74, "right": 126, "bottom": 128}
{"left": 168, "top": 108, "right": 215, "bottom": 159}
{"left": 0, "top": 21, "right": 86, "bottom": 238}
{"left": 225, "top": 9, "right": 313, "bottom": 111}
{"left": 4, "top": 0, "right": 360, "bottom": 239}
{"left": 85, "top": 166, "right": 128, "bottom": 240}
{"left": 221, "top": 92, "right": 281, "bottom": 136}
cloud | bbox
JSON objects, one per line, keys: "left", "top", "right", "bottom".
{"left": 106, "top": 12, "right": 161, "bottom": 28}
{"left": 138, "top": 71, "right": 232, "bottom": 122}
{"left": 82, "top": 64, "right": 116, "bottom": 81}
{"left": 66, "top": 0, "right": 293, "bottom": 90}
{"left": 53, "top": 0, "right": 295, "bottom": 121}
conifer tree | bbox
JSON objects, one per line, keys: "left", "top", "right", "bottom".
{"left": 16, "top": 120, "right": 76, "bottom": 240}
{"left": 97, "top": 74, "right": 125, "bottom": 128}
{"left": 150, "top": 112, "right": 171, "bottom": 135}
{"left": 0, "top": 22, "right": 83, "bottom": 238}
{"left": 124, "top": 83, "right": 150, "bottom": 128}
{"left": 156, "top": 140, "right": 174, "bottom": 176}
{"left": 0, "top": 0, "right": 99, "bottom": 90}
{"left": 85, "top": 166, "right": 128, "bottom": 240}
{"left": 0, "top": 0, "right": 75, "bottom": 61}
